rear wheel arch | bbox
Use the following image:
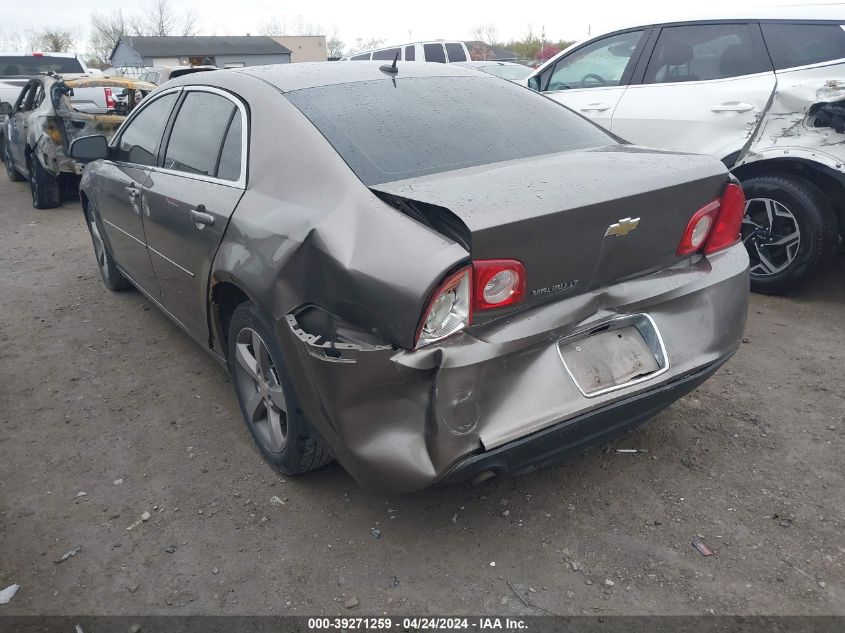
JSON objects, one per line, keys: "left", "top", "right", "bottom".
{"left": 210, "top": 279, "right": 252, "bottom": 358}
{"left": 80, "top": 190, "right": 90, "bottom": 217}
{"left": 732, "top": 158, "right": 843, "bottom": 236}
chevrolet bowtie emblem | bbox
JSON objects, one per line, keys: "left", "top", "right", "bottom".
{"left": 605, "top": 217, "right": 641, "bottom": 237}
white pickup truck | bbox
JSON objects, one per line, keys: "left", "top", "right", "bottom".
{"left": 1, "top": 52, "right": 122, "bottom": 114}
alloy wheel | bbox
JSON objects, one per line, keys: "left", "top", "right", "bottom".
{"left": 741, "top": 197, "right": 801, "bottom": 277}
{"left": 233, "top": 327, "right": 288, "bottom": 453}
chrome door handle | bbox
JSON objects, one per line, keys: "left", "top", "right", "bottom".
{"left": 124, "top": 186, "right": 139, "bottom": 202}
{"left": 711, "top": 102, "right": 754, "bottom": 113}
{"left": 190, "top": 207, "right": 214, "bottom": 227}
{"left": 580, "top": 103, "right": 611, "bottom": 112}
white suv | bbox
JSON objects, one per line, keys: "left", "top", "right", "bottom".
{"left": 529, "top": 7, "right": 845, "bottom": 293}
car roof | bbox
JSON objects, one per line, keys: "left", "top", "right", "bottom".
{"left": 592, "top": 4, "right": 845, "bottom": 38}
{"left": 0, "top": 51, "right": 79, "bottom": 57}
{"left": 206, "top": 61, "right": 483, "bottom": 93}
{"left": 530, "top": 4, "right": 845, "bottom": 78}
{"left": 341, "top": 40, "right": 466, "bottom": 58}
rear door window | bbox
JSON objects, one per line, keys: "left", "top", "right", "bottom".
{"left": 644, "top": 23, "right": 770, "bottom": 83}
{"left": 445, "top": 43, "right": 467, "bottom": 62}
{"left": 423, "top": 43, "right": 447, "bottom": 63}
{"left": 0, "top": 55, "right": 84, "bottom": 77}
{"left": 31, "top": 84, "right": 45, "bottom": 109}
{"left": 163, "top": 91, "right": 237, "bottom": 178}
{"left": 761, "top": 23, "right": 845, "bottom": 69}
{"left": 15, "top": 83, "right": 33, "bottom": 112}
{"left": 115, "top": 92, "right": 178, "bottom": 166}
{"left": 405, "top": 45, "right": 416, "bottom": 61}
{"left": 373, "top": 48, "right": 401, "bottom": 60}
{"left": 351, "top": 53, "right": 371, "bottom": 61}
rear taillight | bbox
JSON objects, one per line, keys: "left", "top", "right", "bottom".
{"left": 415, "top": 259, "right": 526, "bottom": 348}
{"left": 705, "top": 182, "right": 745, "bottom": 254}
{"left": 416, "top": 266, "right": 472, "bottom": 348}
{"left": 473, "top": 259, "right": 526, "bottom": 310}
{"left": 104, "top": 87, "right": 115, "bottom": 111}
{"left": 677, "top": 200, "right": 720, "bottom": 256}
{"left": 677, "top": 182, "right": 746, "bottom": 257}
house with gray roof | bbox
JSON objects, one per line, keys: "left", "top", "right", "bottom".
{"left": 110, "top": 36, "right": 291, "bottom": 69}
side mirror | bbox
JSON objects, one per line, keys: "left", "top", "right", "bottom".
{"left": 0, "top": 102, "right": 12, "bottom": 115}
{"left": 527, "top": 75, "right": 541, "bottom": 92}
{"left": 70, "top": 135, "right": 109, "bottom": 161}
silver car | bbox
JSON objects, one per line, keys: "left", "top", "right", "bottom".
{"left": 70, "top": 63, "right": 749, "bottom": 491}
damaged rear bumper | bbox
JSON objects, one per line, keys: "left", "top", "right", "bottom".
{"left": 437, "top": 357, "right": 724, "bottom": 486}
{"left": 275, "top": 243, "right": 749, "bottom": 493}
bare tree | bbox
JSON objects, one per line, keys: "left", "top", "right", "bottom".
{"left": 0, "top": 30, "right": 24, "bottom": 51}
{"left": 181, "top": 10, "right": 198, "bottom": 37}
{"left": 139, "top": 0, "right": 178, "bottom": 37}
{"left": 471, "top": 24, "right": 499, "bottom": 46}
{"left": 88, "top": 1, "right": 198, "bottom": 66}
{"left": 293, "top": 21, "right": 324, "bottom": 36}
{"left": 257, "top": 17, "right": 285, "bottom": 37}
{"left": 129, "top": 0, "right": 197, "bottom": 38}
{"left": 24, "top": 29, "right": 42, "bottom": 51}
{"left": 258, "top": 15, "right": 324, "bottom": 37}
{"left": 348, "top": 38, "right": 385, "bottom": 54}
{"left": 38, "top": 30, "right": 76, "bottom": 53}
{"left": 326, "top": 28, "right": 345, "bottom": 58}
{"left": 89, "top": 10, "right": 128, "bottom": 66}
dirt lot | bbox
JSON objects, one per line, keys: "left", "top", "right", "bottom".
{"left": 0, "top": 173, "right": 843, "bottom": 616}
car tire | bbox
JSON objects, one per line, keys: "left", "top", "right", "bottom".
{"left": 227, "top": 301, "right": 333, "bottom": 476}
{"left": 3, "top": 140, "right": 24, "bottom": 182}
{"left": 740, "top": 174, "right": 837, "bottom": 294}
{"left": 85, "top": 201, "right": 130, "bottom": 291}
{"left": 28, "top": 154, "right": 61, "bottom": 209}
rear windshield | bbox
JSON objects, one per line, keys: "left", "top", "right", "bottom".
{"left": 286, "top": 76, "right": 612, "bottom": 185}
{"left": 0, "top": 55, "right": 84, "bottom": 77}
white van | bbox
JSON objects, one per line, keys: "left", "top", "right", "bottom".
{"left": 340, "top": 41, "right": 471, "bottom": 63}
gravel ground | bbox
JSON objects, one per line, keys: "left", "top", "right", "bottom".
{"left": 0, "top": 173, "right": 843, "bottom": 616}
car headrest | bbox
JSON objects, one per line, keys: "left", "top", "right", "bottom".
{"left": 719, "top": 43, "right": 752, "bottom": 77}
{"left": 660, "top": 40, "right": 694, "bottom": 66}
{"left": 4, "top": 65, "right": 20, "bottom": 75}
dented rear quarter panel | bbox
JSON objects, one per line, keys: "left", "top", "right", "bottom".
{"left": 201, "top": 71, "right": 469, "bottom": 354}
{"left": 738, "top": 61, "right": 845, "bottom": 172}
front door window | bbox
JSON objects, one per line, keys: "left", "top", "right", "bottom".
{"left": 545, "top": 30, "right": 645, "bottom": 91}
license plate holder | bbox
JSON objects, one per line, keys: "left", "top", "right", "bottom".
{"left": 558, "top": 316, "right": 667, "bottom": 397}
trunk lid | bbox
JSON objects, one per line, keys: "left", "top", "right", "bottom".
{"left": 372, "top": 145, "right": 728, "bottom": 305}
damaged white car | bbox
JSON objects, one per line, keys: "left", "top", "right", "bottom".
{"left": 529, "top": 7, "right": 845, "bottom": 292}
{"left": 1, "top": 73, "right": 154, "bottom": 209}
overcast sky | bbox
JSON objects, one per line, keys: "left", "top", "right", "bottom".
{"left": 2, "top": 0, "right": 840, "bottom": 53}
